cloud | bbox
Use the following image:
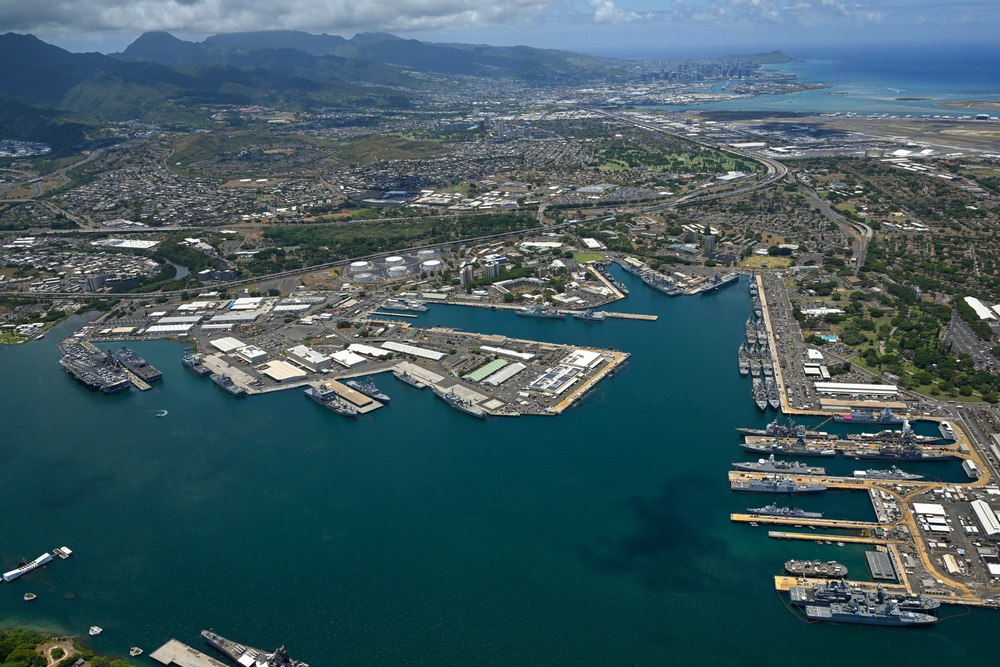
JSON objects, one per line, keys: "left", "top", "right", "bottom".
{"left": 0, "top": 0, "right": 565, "bottom": 35}
{"left": 588, "top": 0, "right": 643, "bottom": 23}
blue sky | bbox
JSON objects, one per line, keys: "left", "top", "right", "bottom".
{"left": 10, "top": 0, "right": 999, "bottom": 55}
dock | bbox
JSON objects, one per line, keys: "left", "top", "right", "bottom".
{"left": 371, "top": 311, "right": 418, "bottom": 318}
{"left": 773, "top": 575, "right": 909, "bottom": 595}
{"left": 150, "top": 640, "right": 229, "bottom": 667}
{"left": 730, "top": 513, "right": 880, "bottom": 531}
{"left": 600, "top": 312, "right": 658, "bottom": 321}
{"left": 323, "top": 379, "right": 383, "bottom": 414}
{"left": 587, "top": 265, "right": 627, "bottom": 300}
{"left": 122, "top": 368, "right": 152, "bottom": 391}
{"left": 767, "top": 530, "right": 901, "bottom": 545}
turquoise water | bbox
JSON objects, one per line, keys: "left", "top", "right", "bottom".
{"left": 0, "top": 271, "right": 992, "bottom": 664}
{"left": 647, "top": 44, "right": 1000, "bottom": 116}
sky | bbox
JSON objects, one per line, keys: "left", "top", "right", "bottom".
{"left": 4, "top": 0, "right": 998, "bottom": 56}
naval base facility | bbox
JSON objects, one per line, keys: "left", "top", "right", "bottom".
{"left": 729, "top": 274, "right": 1000, "bottom": 623}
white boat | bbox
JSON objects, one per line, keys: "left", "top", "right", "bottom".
{"left": 130, "top": 647, "right": 143, "bottom": 657}
{"left": 24, "top": 593, "right": 36, "bottom": 601}
{"left": 89, "top": 626, "right": 103, "bottom": 636}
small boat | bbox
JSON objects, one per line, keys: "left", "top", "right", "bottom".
{"left": 130, "top": 647, "right": 143, "bottom": 657}
{"left": 23, "top": 593, "right": 36, "bottom": 601}
{"left": 89, "top": 626, "right": 103, "bottom": 636}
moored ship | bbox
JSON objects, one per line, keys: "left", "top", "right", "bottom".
{"left": 181, "top": 353, "right": 212, "bottom": 377}
{"left": 572, "top": 309, "right": 607, "bottom": 322}
{"left": 751, "top": 376, "right": 768, "bottom": 411}
{"left": 804, "top": 601, "right": 938, "bottom": 627}
{"left": 516, "top": 303, "right": 564, "bottom": 318}
{"left": 733, "top": 454, "right": 826, "bottom": 476}
{"left": 211, "top": 373, "right": 246, "bottom": 397}
{"left": 345, "top": 377, "right": 391, "bottom": 404}
{"left": 58, "top": 342, "right": 131, "bottom": 394}
{"left": 305, "top": 384, "right": 358, "bottom": 418}
{"left": 784, "top": 560, "right": 848, "bottom": 578}
{"left": 741, "top": 439, "right": 837, "bottom": 458}
{"left": 730, "top": 475, "right": 827, "bottom": 494}
{"left": 833, "top": 407, "right": 904, "bottom": 425}
{"left": 113, "top": 345, "right": 162, "bottom": 382}
{"left": 853, "top": 466, "right": 924, "bottom": 481}
{"left": 393, "top": 369, "right": 427, "bottom": 389}
{"left": 435, "top": 388, "right": 487, "bottom": 419}
{"left": 748, "top": 503, "right": 823, "bottom": 519}
{"left": 701, "top": 272, "right": 739, "bottom": 293}
{"left": 202, "top": 630, "right": 309, "bottom": 667}
{"left": 789, "top": 579, "right": 856, "bottom": 606}
{"left": 737, "top": 419, "right": 837, "bottom": 441}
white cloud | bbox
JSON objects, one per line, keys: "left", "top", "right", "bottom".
{"left": 589, "top": 0, "right": 643, "bottom": 23}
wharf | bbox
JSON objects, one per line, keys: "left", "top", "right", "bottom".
{"left": 549, "top": 349, "right": 631, "bottom": 415}
{"left": 730, "top": 513, "right": 880, "bottom": 530}
{"left": 322, "top": 379, "right": 383, "bottom": 413}
{"left": 122, "top": 369, "right": 151, "bottom": 391}
{"left": 773, "top": 575, "right": 909, "bottom": 595}
{"left": 728, "top": 470, "right": 946, "bottom": 492}
{"left": 767, "top": 530, "right": 901, "bottom": 545}
{"left": 372, "top": 311, "right": 418, "bottom": 318}
{"left": 586, "top": 265, "right": 627, "bottom": 300}
{"left": 150, "top": 640, "right": 229, "bottom": 667}
{"left": 364, "top": 317, "right": 412, "bottom": 328}
{"left": 600, "top": 312, "right": 658, "bottom": 321}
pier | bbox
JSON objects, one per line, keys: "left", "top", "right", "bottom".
{"left": 150, "top": 640, "right": 229, "bottom": 667}
{"left": 730, "top": 513, "right": 880, "bottom": 530}
{"left": 587, "top": 264, "right": 626, "bottom": 300}
{"left": 600, "top": 312, "right": 658, "bottom": 321}
{"left": 767, "top": 530, "right": 901, "bottom": 545}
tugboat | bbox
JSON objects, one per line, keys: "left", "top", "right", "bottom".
{"left": 345, "top": 377, "right": 391, "bottom": 404}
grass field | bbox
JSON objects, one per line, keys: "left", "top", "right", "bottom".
{"left": 335, "top": 135, "right": 447, "bottom": 165}
{"left": 573, "top": 253, "right": 605, "bottom": 263}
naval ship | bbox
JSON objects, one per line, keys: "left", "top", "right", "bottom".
{"left": 58, "top": 342, "right": 131, "bottom": 394}
{"left": 700, "top": 272, "right": 739, "bottom": 293}
{"left": 741, "top": 438, "right": 837, "bottom": 458}
{"left": 764, "top": 375, "right": 781, "bottom": 410}
{"left": 305, "top": 384, "right": 358, "bottom": 418}
{"left": 211, "top": 373, "right": 246, "bottom": 397}
{"left": 747, "top": 503, "right": 823, "bottom": 519}
{"left": 751, "top": 377, "right": 768, "bottom": 411}
{"left": 789, "top": 579, "right": 856, "bottom": 606}
{"left": 737, "top": 419, "right": 837, "bottom": 440}
{"left": 393, "top": 369, "right": 427, "bottom": 389}
{"left": 738, "top": 342, "right": 750, "bottom": 376}
{"left": 182, "top": 353, "right": 212, "bottom": 377}
{"left": 733, "top": 454, "right": 826, "bottom": 476}
{"left": 853, "top": 466, "right": 924, "bottom": 481}
{"left": 804, "top": 600, "right": 938, "bottom": 627}
{"left": 435, "top": 389, "right": 487, "bottom": 419}
{"left": 784, "top": 560, "right": 848, "bottom": 578}
{"left": 729, "top": 475, "right": 827, "bottom": 494}
{"left": 516, "top": 303, "right": 564, "bottom": 318}
{"left": 572, "top": 309, "right": 607, "bottom": 322}
{"left": 345, "top": 377, "right": 391, "bottom": 404}
{"left": 202, "top": 630, "right": 309, "bottom": 667}
{"left": 113, "top": 346, "right": 162, "bottom": 382}
{"left": 833, "top": 406, "right": 904, "bottom": 425}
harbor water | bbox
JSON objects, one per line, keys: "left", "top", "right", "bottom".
{"left": 0, "top": 269, "right": 992, "bottom": 664}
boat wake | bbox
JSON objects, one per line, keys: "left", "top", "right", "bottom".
{"left": 155, "top": 410, "right": 168, "bottom": 417}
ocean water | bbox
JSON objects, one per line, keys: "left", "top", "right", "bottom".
{"left": 650, "top": 43, "right": 1000, "bottom": 116}
{"left": 0, "top": 269, "right": 995, "bottom": 665}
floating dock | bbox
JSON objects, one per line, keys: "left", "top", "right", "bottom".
{"left": 322, "top": 379, "right": 383, "bottom": 414}
{"left": 150, "top": 640, "right": 229, "bottom": 667}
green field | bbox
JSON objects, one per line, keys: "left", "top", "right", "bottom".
{"left": 335, "top": 135, "right": 447, "bottom": 165}
{"left": 573, "top": 253, "right": 605, "bottom": 263}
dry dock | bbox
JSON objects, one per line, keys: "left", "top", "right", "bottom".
{"left": 150, "top": 640, "right": 229, "bottom": 667}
